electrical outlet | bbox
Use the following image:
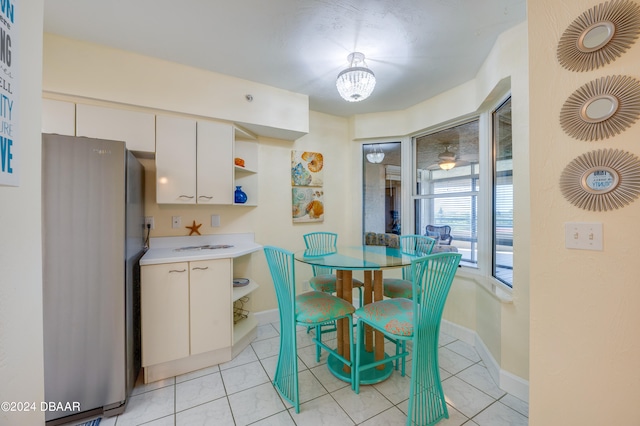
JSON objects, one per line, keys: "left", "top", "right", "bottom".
{"left": 172, "top": 216, "right": 181, "bottom": 229}
{"left": 211, "top": 214, "right": 221, "bottom": 227}
{"left": 144, "top": 216, "right": 155, "bottom": 230}
{"left": 565, "top": 222, "right": 603, "bottom": 251}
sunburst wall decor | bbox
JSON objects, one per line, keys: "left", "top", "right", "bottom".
{"left": 560, "top": 148, "right": 640, "bottom": 211}
{"left": 557, "top": 0, "right": 640, "bottom": 72}
{"left": 559, "top": 75, "right": 640, "bottom": 141}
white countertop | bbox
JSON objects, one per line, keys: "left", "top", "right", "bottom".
{"left": 140, "top": 233, "right": 262, "bottom": 265}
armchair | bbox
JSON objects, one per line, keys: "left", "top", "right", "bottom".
{"left": 425, "top": 225, "right": 453, "bottom": 245}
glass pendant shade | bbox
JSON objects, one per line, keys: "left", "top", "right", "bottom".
{"left": 438, "top": 160, "right": 456, "bottom": 170}
{"left": 366, "top": 145, "right": 385, "bottom": 163}
{"left": 336, "top": 52, "right": 376, "bottom": 102}
{"left": 438, "top": 146, "right": 456, "bottom": 170}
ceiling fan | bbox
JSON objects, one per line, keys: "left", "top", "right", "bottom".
{"left": 426, "top": 144, "right": 470, "bottom": 171}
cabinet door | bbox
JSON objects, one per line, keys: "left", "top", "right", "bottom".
{"left": 189, "top": 259, "right": 232, "bottom": 355}
{"left": 141, "top": 263, "right": 190, "bottom": 366}
{"left": 76, "top": 104, "right": 155, "bottom": 153}
{"left": 42, "top": 99, "right": 75, "bottom": 136}
{"left": 156, "top": 115, "right": 197, "bottom": 204}
{"left": 196, "top": 121, "right": 233, "bottom": 204}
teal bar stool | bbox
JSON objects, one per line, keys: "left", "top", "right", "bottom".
{"left": 263, "top": 246, "right": 355, "bottom": 413}
{"left": 382, "top": 235, "right": 437, "bottom": 299}
{"left": 353, "top": 252, "right": 462, "bottom": 426}
{"left": 382, "top": 235, "right": 437, "bottom": 371}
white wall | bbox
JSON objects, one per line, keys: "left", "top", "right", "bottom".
{"left": 529, "top": 1, "right": 640, "bottom": 424}
{"left": 0, "top": 2, "right": 46, "bottom": 425}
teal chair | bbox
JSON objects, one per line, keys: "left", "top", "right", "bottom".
{"left": 303, "top": 232, "right": 364, "bottom": 303}
{"left": 383, "top": 235, "right": 437, "bottom": 299}
{"left": 263, "top": 246, "right": 355, "bottom": 413}
{"left": 353, "top": 252, "right": 462, "bottom": 426}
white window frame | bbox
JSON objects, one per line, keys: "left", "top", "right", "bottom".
{"left": 405, "top": 93, "right": 514, "bottom": 297}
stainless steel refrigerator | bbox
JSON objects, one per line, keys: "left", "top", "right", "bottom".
{"left": 42, "top": 134, "right": 145, "bottom": 424}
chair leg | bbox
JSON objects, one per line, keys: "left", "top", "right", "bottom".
{"left": 400, "top": 341, "right": 406, "bottom": 376}
{"left": 354, "top": 319, "right": 363, "bottom": 394}
{"left": 347, "top": 315, "right": 355, "bottom": 386}
{"left": 315, "top": 324, "right": 321, "bottom": 362}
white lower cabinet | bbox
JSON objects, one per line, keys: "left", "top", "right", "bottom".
{"left": 141, "top": 259, "right": 231, "bottom": 368}
{"left": 189, "top": 259, "right": 232, "bottom": 355}
{"left": 141, "top": 262, "right": 190, "bottom": 367}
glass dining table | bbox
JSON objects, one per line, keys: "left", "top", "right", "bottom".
{"left": 294, "top": 245, "right": 422, "bottom": 384}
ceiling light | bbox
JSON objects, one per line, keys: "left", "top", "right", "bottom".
{"left": 366, "top": 145, "right": 385, "bottom": 163}
{"left": 438, "top": 145, "right": 456, "bottom": 170}
{"left": 438, "top": 160, "right": 456, "bottom": 170}
{"left": 336, "top": 52, "right": 376, "bottom": 102}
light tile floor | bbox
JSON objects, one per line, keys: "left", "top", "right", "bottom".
{"left": 76, "top": 322, "right": 528, "bottom": 426}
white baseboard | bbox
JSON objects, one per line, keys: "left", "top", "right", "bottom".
{"left": 254, "top": 308, "right": 280, "bottom": 325}
{"left": 441, "top": 319, "right": 529, "bottom": 403}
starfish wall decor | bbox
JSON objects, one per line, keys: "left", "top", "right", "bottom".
{"left": 186, "top": 220, "right": 202, "bottom": 236}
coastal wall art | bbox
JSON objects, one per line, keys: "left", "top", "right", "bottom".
{"left": 291, "top": 150, "right": 325, "bottom": 222}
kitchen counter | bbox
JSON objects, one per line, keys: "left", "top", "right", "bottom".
{"left": 140, "top": 233, "right": 262, "bottom": 265}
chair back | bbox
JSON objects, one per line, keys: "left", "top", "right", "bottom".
{"left": 408, "top": 252, "right": 462, "bottom": 425}
{"left": 264, "top": 246, "right": 296, "bottom": 316}
{"left": 398, "top": 235, "right": 437, "bottom": 280}
{"left": 263, "top": 246, "right": 299, "bottom": 409}
{"left": 425, "top": 224, "right": 453, "bottom": 245}
{"left": 303, "top": 232, "right": 337, "bottom": 276}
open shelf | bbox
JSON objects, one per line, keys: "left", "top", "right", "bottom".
{"left": 232, "top": 279, "right": 259, "bottom": 302}
{"left": 233, "top": 132, "right": 259, "bottom": 206}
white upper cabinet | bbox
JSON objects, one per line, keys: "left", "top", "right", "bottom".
{"left": 196, "top": 121, "right": 233, "bottom": 204}
{"left": 156, "top": 115, "right": 197, "bottom": 204}
{"left": 42, "top": 99, "right": 75, "bottom": 136}
{"left": 76, "top": 104, "right": 156, "bottom": 153}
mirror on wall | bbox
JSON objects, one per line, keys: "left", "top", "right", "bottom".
{"left": 362, "top": 142, "right": 402, "bottom": 237}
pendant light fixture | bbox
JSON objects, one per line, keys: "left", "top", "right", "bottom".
{"left": 438, "top": 145, "right": 457, "bottom": 170}
{"left": 336, "top": 52, "right": 376, "bottom": 102}
{"left": 366, "top": 145, "right": 385, "bottom": 163}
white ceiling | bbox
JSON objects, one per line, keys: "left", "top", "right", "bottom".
{"left": 43, "top": 0, "right": 526, "bottom": 118}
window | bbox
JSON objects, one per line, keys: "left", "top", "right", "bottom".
{"left": 492, "top": 97, "right": 513, "bottom": 286}
{"left": 362, "top": 142, "right": 402, "bottom": 235}
{"left": 414, "top": 120, "right": 479, "bottom": 266}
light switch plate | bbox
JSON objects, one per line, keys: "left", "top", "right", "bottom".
{"left": 172, "top": 216, "right": 181, "bottom": 229}
{"left": 211, "top": 214, "right": 221, "bottom": 227}
{"left": 565, "top": 222, "right": 603, "bottom": 251}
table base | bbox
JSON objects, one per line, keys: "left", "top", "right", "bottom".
{"left": 327, "top": 350, "right": 394, "bottom": 385}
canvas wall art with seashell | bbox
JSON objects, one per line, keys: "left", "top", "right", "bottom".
{"left": 292, "top": 187, "right": 325, "bottom": 222}
{"left": 291, "top": 150, "right": 324, "bottom": 186}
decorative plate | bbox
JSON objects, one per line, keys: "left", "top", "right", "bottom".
{"left": 233, "top": 278, "right": 250, "bottom": 287}
{"left": 559, "top": 75, "right": 640, "bottom": 141}
{"left": 560, "top": 148, "right": 640, "bottom": 211}
{"left": 557, "top": 0, "right": 640, "bottom": 72}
